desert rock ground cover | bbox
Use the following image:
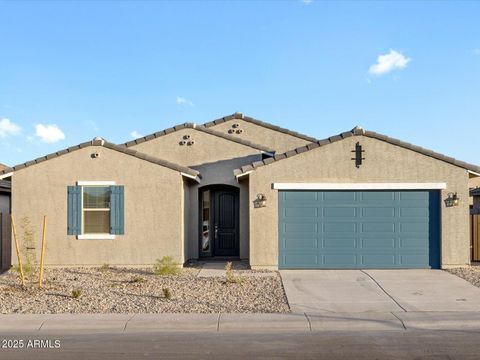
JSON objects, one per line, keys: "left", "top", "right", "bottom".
{"left": 0, "top": 265, "right": 289, "bottom": 314}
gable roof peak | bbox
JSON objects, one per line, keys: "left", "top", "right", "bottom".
{"left": 234, "top": 112, "right": 244, "bottom": 119}
{"left": 352, "top": 126, "right": 365, "bottom": 135}
{"left": 92, "top": 136, "right": 105, "bottom": 145}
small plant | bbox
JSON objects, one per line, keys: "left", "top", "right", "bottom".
{"left": 99, "top": 263, "right": 110, "bottom": 272}
{"left": 163, "top": 287, "right": 173, "bottom": 300}
{"left": 153, "top": 256, "right": 179, "bottom": 276}
{"left": 71, "top": 288, "right": 82, "bottom": 299}
{"left": 225, "top": 262, "right": 242, "bottom": 284}
{"left": 130, "top": 276, "right": 146, "bottom": 284}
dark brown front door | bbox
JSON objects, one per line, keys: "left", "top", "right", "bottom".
{"left": 213, "top": 189, "right": 239, "bottom": 257}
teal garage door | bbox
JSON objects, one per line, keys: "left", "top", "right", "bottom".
{"left": 278, "top": 191, "right": 440, "bottom": 269}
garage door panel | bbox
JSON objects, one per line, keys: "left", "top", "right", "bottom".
{"left": 361, "top": 254, "right": 396, "bottom": 266}
{"left": 323, "top": 207, "right": 357, "bottom": 218}
{"left": 324, "top": 222, "right": 357, "bottom": 233}
{"left": 284, "top": 207, "right": 318, "bottom": 217}
{"left": 323, "top": 192, "right": 356, "bottom": 202}
{"left": 283, "top": 254, "right": 318, "bottom": 266}
{"left": 400, "top": 222, "right": 429, "bottom": 233}
{"left": 324, "top": 254, "right": 357, "bottom": 266}
{"left": 361, "top": 238, "right": 395, "bottom": 248}
{"left": 323, "top": 238, "right": 356, "bottom": 248}
{"left": 400, "top": 191, "right": 430, "bottom": 200}
{"left": 400, "top": 207, "right": 429, "bottom": 217}
{"left": 284, "top": 192, "right": 318, "bottom": 201}
{"left": 284, "top": 237, "right": 318, "bottom": 249}
{"left": 362, "top": 207, "right": 396, "bottom": 218}
{"left": 360, "top": 192, "right": 396, "bottom": 201}
{"left": 279, "top": 190, "right": 440, "bottom": 269}
{"left": 361, "top": 222, "right": 395, "bottom": 233}
{"left": 284, "top": 223, "right": 317, "bottom": 233}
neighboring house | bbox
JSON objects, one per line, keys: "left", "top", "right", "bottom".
{"left": 471, "top": 188, "right": 480, "bottom": 215}
{"left": 0, "top": 162, "right": 11, "bottom": 270}
{"left": 1, "top": 112, "right": 479, "bottom": 269}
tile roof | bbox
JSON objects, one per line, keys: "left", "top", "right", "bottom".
{"left": 121, "top": 122, "right": 274, "bottom": 153}
{"left": 0, "top": 163, "right": 6, "bottom": 171}
{"left": 234, "top": 126, "right": 480, "bottom": 176}
{"left": 0, "top": 138, "right": 201, "bottom": 181}
{"left": 203, "top": 112, "right": 318, "bottom": 143}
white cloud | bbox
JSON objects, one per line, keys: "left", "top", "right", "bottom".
{"left": 473, "top": 48, "right": 480, "bottom": 55}
{"left": 130, "top": 130, "right": 143, "bottom": 139}
{"left": 302, "top": 0, "right": 313, "bottom": 4}
{"left": 176, "top": 96, "right": 194, "bottom": 106}
{"left": 0, "top": 118, "right": 21, "bottom": 138}
{"left": 369, "top": 50, "right": 411, "bottom": 75}
{"left": 34, "top": 124, "right": 65, "bottom": 143}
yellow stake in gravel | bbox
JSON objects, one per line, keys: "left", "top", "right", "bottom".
{"left": 39, "top": 215, "right": 47, "bottom": 288}
{"left": 11, "top": 215, "right": 25, "bottom": 286}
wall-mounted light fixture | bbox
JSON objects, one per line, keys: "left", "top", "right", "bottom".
{"left": 253, "top": 194, "right": 267, "bottom": 208}
{"left": 444, "top": 192, "right": 459, "bottom": 207}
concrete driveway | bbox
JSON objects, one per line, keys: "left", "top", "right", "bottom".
{"left": 280, "top": 269, "right": 480, "bottom": 313}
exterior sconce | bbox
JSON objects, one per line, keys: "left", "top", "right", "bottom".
{"left": 444, "top": 192, "right": 459, "bottom": 207}
{"left": 254, "top": 194, "right": 267, "bottom": 208}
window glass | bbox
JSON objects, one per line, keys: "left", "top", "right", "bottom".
{"left": 84, "top": 211, "right": 110, "bottom": 233}
{"left": 83, "top": 186, "right": 111, "bottom": 234}
{"left": 202, "top": 190, "right": 210, "bottom": 252}
{"left": 83, "top": 187, "right": 110, "bottom": 209}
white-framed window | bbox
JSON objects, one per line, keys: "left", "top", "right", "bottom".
{"left": 73, "top": 181, "right": 117, "bottom": 240}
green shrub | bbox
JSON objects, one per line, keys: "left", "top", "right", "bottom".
{"left": 71, "top": 288, "right": 82, "bottom": 299}
{"left": 163, "top": 287, "right": 173, "bottom": 300}
{"left": 153, "top": 256, "right": 179, "bottom": 276}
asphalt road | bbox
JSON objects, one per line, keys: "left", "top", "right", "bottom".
{"left": 1, "top": 330, "right": 480, "bottom": 360}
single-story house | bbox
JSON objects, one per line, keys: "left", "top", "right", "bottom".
{"left": 1, "top": 112, "right": 479, "bottom": 269}
{"left": 0, "top": 162, "right": 11, "bottom": 270}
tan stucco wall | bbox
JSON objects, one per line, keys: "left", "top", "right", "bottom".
{"left": 129, "top": 128, "right": 264, "bottom": 167}
{"left": 130, "top": 129, "right": 263, "bottom": 261}
{"left": 207, "top": 119, "right": 312, "bottom": 153}
{"left": 248, "top": 136, "right": 470, "bottom": 269}
{"left": 11, "top": 146, "right": 185, "bottom": 266}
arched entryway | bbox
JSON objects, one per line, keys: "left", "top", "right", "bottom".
{"left": 199, "top": 185, "right": 239, "bottom": 258}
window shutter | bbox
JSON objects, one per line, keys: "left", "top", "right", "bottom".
{"left": 110, "top": 186, "right": 125, "bottom": 235}
{"left": 67, "top": 186, "right": 82, "bottom": 235}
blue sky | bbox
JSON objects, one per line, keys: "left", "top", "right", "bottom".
{"left": 0, "top": 1, "right": 479, "bottom": 167}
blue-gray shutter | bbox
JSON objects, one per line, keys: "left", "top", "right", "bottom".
{"left": 110, "top": 186, "right": 124, "bottom": 235}
{"left": 67, "top": 186, "right": 82, "bottom": 235}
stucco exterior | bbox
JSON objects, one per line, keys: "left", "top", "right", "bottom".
{"left": 247, "top": 135, "right": 470, "bottom": 269}
{"left": 3, "top": 114, "right": 477, "bottom": 269}
{"left": 207, "top": 119, "right": 313, "bottom": 153}
{"left": 11, "top": 146, "right": 187, "bottom": 266}
{"left": 129, "top": 128, "right": 265, "bottom": 261}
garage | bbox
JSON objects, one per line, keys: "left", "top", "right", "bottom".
{"left": 278, "top": 189, "right": 440, "bottom": 269}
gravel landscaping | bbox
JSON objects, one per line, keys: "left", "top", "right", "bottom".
{"left": 446, "top": 264, "right": 480, "bottom": 288}
{"left": 0, "top": 266, "right": 290, "bottom": 314}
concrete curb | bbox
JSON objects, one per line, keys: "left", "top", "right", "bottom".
{"left": 1, "top": 312, "right": 480, "bottom": 333}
